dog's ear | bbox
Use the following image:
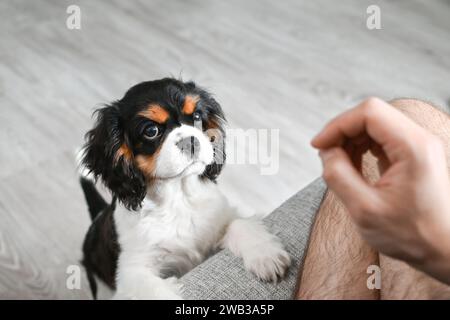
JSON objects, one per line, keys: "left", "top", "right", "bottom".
{"left": 184, "top": 81, "right": 227, "bottom": 181}
{"left": 202, "top": 95, "right": 227, "bottom": 181}
{"left": 82, "top": 103, "right": 146, "bottom": 210}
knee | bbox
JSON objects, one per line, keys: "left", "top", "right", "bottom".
{"left": 388, "top": 98, "right": 444, "bottom": 125}
{"left": 388, "top": 98, "right": 449, "bottom": 162}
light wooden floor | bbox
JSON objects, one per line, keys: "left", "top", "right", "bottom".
{"left": 0, "top": 0, "right": 449, "bottom": 299}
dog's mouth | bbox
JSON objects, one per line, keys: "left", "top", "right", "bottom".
{"left": 154, "top": 160, "right": 208, "bottom": 181}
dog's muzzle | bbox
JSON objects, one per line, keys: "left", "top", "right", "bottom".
{"left": 176, "top": 136, "right": 200, "bottom": 159}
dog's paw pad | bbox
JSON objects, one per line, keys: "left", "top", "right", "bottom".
{"left": 243, "top": 243, "right": 291, "bottom": 282}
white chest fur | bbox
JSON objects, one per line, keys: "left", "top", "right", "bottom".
{"left": 114, "top": 175, "right": 235, "bottom": 277}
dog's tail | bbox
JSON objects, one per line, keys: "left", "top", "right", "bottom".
{"left": 79, "top": 177, "right": 108, "bottom": 221}
{"left": 76, "top": 148, "right": 108, "bottom": 221}
{"left": 76, "top": 148, "right": 107, "bottom": 299}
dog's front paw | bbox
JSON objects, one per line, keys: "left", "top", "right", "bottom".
{"left": 243, "top": 241, "right": 291, "bottom": 282}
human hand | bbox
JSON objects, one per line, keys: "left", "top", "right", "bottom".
{"left": 311, "top": 97, "right": 450, "bottom": 284}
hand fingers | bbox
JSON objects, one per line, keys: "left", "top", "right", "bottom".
{"left": 319, "top": 147, "right": 377, "bottom": 213}
{"left": 312, "top": 98, "right": 423, "bottom": 163}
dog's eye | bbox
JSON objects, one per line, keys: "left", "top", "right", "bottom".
{"left": 193, "top": 111, "right": 201, "bottom": 121}
{"left": 143, "top": 125, "right": 160, "bottom": 140}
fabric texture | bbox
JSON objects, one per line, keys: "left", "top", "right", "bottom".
{"left": 180, "top": 178, "right": 327, "bottom": 300}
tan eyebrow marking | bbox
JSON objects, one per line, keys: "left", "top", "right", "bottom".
{"left": 182, "top": 95, "right": 199, "bottom": 115}
{"left": 138, "top": 104, "right": 170, "bottom": 124}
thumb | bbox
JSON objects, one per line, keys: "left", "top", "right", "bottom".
{"left": 319, "top": 147, "right": 375, "bottom": 212}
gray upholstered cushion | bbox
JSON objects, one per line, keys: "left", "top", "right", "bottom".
{"left": 180, "top": 178, "right": 327, "bottom": 300}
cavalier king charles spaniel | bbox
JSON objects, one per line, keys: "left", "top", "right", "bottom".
{"left": 78, "top": 78, "right": 290, "bottom": 299}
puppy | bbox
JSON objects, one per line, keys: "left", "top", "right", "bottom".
{"left": 79, "top": 78, "right": 290, "bottom": 299}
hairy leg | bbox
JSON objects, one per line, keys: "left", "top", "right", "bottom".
{"left": 296, "top": 153, "right": 381, "bottom": 299}
{"left": 380, "top": 99, "right": 450, "bottom": 299}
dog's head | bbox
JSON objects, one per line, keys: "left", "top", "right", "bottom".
{"left": 82, "top": 78, "right": 226, "bottom": 210}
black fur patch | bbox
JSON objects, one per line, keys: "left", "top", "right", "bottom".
{"left": 81, "top": 196, "right": 120, "bottom": 299}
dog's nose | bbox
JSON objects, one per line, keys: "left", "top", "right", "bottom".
{"left": 176, "top": 136, "right": 200, "bottom": 158}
